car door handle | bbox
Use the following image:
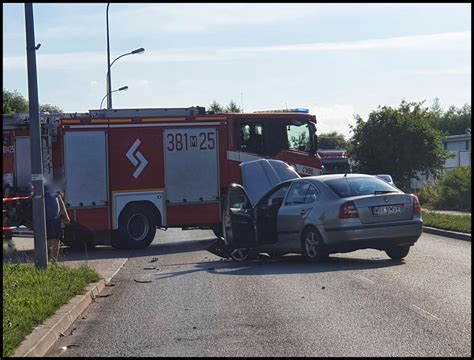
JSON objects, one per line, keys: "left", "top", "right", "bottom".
{"left": 300, "top": 209, "right": 308, "bottom": 215}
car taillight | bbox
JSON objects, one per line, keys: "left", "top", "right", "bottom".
{"left": 339, "top": 201, "right": 359, "bottom": 219}
{"left": 412, "top": 194, "right": 421, "bottom": 215}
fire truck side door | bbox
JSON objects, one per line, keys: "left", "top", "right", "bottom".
{"left": 223, "top": 185, "right": 256, "bottom": 248}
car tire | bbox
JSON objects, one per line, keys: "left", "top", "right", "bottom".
{"left": 113, "top": 203, "right": 157, "bottom": 250}
{"left": 301, "top": 226, "right": 327, "bottom": 262}
{"left": 385, "top": 245, "right": 410, "bottom": 260}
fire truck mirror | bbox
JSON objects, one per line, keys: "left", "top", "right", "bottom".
{"left": 313, "top": 135, "right": 318, "bottom": 153}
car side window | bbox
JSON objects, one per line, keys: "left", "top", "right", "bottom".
{"left": 285, "top": 182, "right": 310, "bottom": 205}
{"left": 304, "top": 184, "right": 319, "bottom": 204}
{"left": 266, "top": 185, "right": 290, "bottom": 206}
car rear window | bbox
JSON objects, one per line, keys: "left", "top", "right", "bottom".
{"left": 325, "top": 177, "right": 399, "bottom": 198}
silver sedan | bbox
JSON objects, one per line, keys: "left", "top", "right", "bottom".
{"left": 222, "top": 174, "right": 423, "bottom": 262}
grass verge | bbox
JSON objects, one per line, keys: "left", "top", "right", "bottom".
{"left": 3, "top": 263, "right": 100, "bottom": 357}
{"left": 422, "top": 210, "right": 471, "bottom": 234}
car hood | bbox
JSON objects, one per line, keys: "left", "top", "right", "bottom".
{"left": 240, "top": 159, "right": 300, "bottom": 206}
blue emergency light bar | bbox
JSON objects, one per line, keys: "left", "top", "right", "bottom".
{"left": 254, "top": 108, "right": 310, "bottom": 114}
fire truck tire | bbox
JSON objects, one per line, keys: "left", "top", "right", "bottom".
{"left": 115, "top": 203, "right": 157, "bottom": 249}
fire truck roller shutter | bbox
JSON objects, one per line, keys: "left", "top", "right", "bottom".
{"left": 112, "top": 201, "right": 160, "bottom": 249}
{"left": 164, "top": 128, "right": 219, "bottom": 204}
{"left": 64, "top": 131, "right": 108, "bottom": 207}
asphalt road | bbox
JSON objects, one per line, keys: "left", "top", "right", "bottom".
{"left": 47, "top": 229, "right": 471, "bottom": 357}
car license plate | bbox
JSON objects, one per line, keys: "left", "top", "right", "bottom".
{"left": 372, "top": 204, "right": 402, "bottom": 216}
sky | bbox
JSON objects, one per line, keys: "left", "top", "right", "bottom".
{"left": 3, "top": 3, "right": 471, "bottom": 138}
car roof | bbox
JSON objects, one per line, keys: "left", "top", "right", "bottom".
{"left": 298, "top": 173, "right": 376, "bottom": 184}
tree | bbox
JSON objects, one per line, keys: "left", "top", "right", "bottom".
{"left": 317, "top": 131, "right": 348, "bottom": 150}
{"left": 437, "top": 104, "right": 471, "bottom": 136}
{"left": 207, "top": 100, "right": 241, "bottom": 114}
{"left": 3, "top": 89, "right": 28, "bottom": 114}
{"left": 348, "top": 100, "right": 450, "bottom": 190}
{"left": 225, "top": 100, "right": 241, "bottom": 113}
{"left": 208, "top": 100, "right": 225, "bottom": 114}
{"left": 3, "top": 88, "right": 63, "bottom": 114}
{"left": 428, "top": 99, "right": 471, "bottom": 135}
{"left": 40, "top": 104, "right": 63, "bottom": 113}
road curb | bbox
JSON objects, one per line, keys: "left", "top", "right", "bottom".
{"left": 12, "top": 258, "right": 128, "bottom": 357}
{"left": 423, "top": 226, "right": 471, "bottom": 241}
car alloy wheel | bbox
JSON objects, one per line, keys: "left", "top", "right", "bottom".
{"left": 230, "top": 248, "right": 249, "bottom": 261}
{"left": 304, "top": 230, "right": 320, "bottom": 259}
{"left": 301, "top": 226, "right": 327, "bottom": 262}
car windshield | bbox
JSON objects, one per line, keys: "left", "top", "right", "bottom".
{"left": 325, "top": 177, "right": 399, "bottom": 198}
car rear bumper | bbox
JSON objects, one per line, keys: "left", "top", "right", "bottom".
{"left": 323, "top": 220, "right": 423, "bottom": 252}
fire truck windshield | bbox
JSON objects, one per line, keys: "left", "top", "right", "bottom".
{"left": 287, "top": 121, "right": 312, "bottom": 153}
{"left": 236, "top": 118, "right": 316, "bottom": 157}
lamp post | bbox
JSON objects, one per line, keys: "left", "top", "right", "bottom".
{"left": 106, "top": 3, "right": 111, "bottom": 110}
{"left": 100, "top": 86, "right": 128, "bottom": 110}
{"left": 105, "top": 2, "right": 144, "bottom": 109}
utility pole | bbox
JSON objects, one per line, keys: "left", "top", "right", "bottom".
{"left": 106, "top": 3, "right": 112, "bottom": 110}
{"left": 25, "top": 3, "right": 48, "bottom": 269}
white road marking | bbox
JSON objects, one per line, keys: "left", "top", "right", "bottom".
{"left": 410, "top": 304, "right": 439, "bottom": 321}
{"left": 352, "top": 273, "right": 376, "bottom": 285}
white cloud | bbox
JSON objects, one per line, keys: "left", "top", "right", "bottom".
{"left": 109, "top": 3, "right": 321, "bottom": 34}
{"left": 412, "top": 67, "right": 471, "bottom": 76}
{"left": 308, "top": 104, "right": 359, "bottom": 138}
{"left": 224, "top": 31, "right": 470, "bottom": 54}
{"left": 4, "top": 31, "right": 470, "bottom": 71}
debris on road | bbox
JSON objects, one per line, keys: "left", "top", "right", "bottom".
{"left": 134, "top": 278, "right": 152, "bottom": 283}
{"left": 143, "top": 266, "right": 156, "bottom": 270}
{"left": 321, "top": 286, "right": 325, "bottom": 290}
{"left": 97, "top": 293, "right": 112, "bottom": 298}
{"left": 149, "top": 257, "right": 159, "bottom": 263}
{"left": 105, "top": 282, "right": 115, "bottom": 287}
{"left": 61, "top": 344, "right": 80, "bottom": 350}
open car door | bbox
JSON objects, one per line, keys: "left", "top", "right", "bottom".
{"left": 223, "top": 184, "right": 256, "bottom": 251}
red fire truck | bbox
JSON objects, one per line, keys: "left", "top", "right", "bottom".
{"left": 3, "top": 106, "right": 323, "bottom": 249}
{"left": 317, "top": 149, "right": 351, "bottom": 174}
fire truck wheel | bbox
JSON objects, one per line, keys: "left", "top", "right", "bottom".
{"left": 115, "top": 204, "right": 157, "bottom": 249}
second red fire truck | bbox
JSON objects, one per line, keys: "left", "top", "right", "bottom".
{"left": 3, "top": 106, "right": 323, "bottom": 249}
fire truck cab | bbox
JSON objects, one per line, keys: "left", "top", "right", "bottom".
{"left": 3, "top": 107, "right": 323, "bottom": 250}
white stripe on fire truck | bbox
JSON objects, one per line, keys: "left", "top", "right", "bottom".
{"left": 61, "top": 125, "right": 108, "bottom": 128}
{"left": 108, "top": 122, "right": 220, "bottom": 128}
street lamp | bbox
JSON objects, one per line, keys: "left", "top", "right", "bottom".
{"left": 100, "top": 86, "right": 128, "bottom": 110}
{"left": 105, "top": 3, "right": 144, "bottom": 109}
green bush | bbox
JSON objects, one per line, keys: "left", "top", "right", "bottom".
{"left": 434, "top": 166, "right": 471, "bottom": 211}
{"left": 416, "top": 184, "right": 440, "bottom": 209}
